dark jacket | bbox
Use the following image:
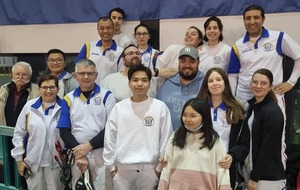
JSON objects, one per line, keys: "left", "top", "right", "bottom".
{"left": 227, "top": 116, "right": 250, "bottom": 188}
{"left": 247, "top": 96, "right": 285, "bottom": 182}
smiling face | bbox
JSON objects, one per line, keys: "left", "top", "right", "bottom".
{"left": 251, "top": 73, "right": 272, "bottom": 103}
{"left": 205, "top": 21, "right": 221, "bottom": 43}
{"left": 178, "top": 55, "right": 199, "bottom": 81}
{"left": 184, "top": 27, "right": 202, "bottom": 48}
{"left": 135, "top": 26, "right": 150, "bottom": 47}
{"left": 243, "top": 10, "right": 265, "bottom": 37}
{"left": 207, "top": 71, "right": 225, "bottom": 98}
{"left": 182, "top": 105, "right": 203, "bottom": 131}
{"left": 97, "top": 19, "right": 114, "bottom": 42}
{"left": 123, "top": 46, "right": 142, "bottom": 67}
{"left": 74, "top": 65, "right": 97, "bottom": 92}
{"left": 39, "top": 79, "right": 58, "bottom": 103}
{"left": 47, "top": 53, "right": 66, "bottom": 76}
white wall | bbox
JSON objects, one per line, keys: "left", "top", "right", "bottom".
{"left": 160, "top": 12, "right": 300, "bottom": 50}
{"left": 0, "top": 12, "right": 299, "bottom": 53}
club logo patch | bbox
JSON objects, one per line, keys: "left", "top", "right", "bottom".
{"left": 94, "top": 97, "right": 102, "bottom": 105}
{"left": 262, "top": 43, "right": 273, "bottom": 52}
{"left": 107, "top": 53, "right": 117, "bottom": 62}
{"left": 219, "top": 116, "right": 229, "bottom": 128}
{"left": 143, "top": 55, "right": 150, "bottom": 63}
{"left": 213, "top": 56, "right": 222, "bottom": 64}
{"left": 144, "top": 116, "right": 154, "bottom": 127}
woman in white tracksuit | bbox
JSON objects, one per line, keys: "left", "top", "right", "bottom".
{"left": 11, "top": 74, "right": 64, "bottom": 190}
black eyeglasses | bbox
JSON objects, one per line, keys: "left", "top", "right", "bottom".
{"left": 40, "top": 86, "right": 57, "bottom": 91}
{"left": 48, "top": 59, "right": 64, "bottom": 64}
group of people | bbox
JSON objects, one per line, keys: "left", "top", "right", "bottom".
{"left": 0, "top": 3, "right": 299, "bottom": 190}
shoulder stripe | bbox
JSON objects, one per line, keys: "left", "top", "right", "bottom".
{"left": 25, "top": 112, "right": 30, "bottom": 132}
{"left": 64, "top": 95, "right": 72, "bottom": 107}
{"left": 85, "top": 42, "right": 90, "bottom": 59}
{"left": 276, "top": 32, "right": 284, "bottom": 56}
{"left": 232, "top": 43, "right": 240, "bottom": 60}
{"left": 103, "top": 91, "right": 112, "bottom": 106}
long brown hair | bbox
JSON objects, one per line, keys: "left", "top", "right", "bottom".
{"left": 197, "top": 68, "right": 244, "bottom": 124}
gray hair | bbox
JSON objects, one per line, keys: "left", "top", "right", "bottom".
{"left": 75, "top": 59, "right": 97, "bottom": 73}
{"left": 12, "top": 61, "right": 33, "bottom": 76}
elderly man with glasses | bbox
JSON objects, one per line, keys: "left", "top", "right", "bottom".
{"left": 0, "top": 61, "right": 39, "bottom": 188}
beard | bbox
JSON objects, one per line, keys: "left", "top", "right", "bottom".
{"left": 179, "top": 70, "right": 198, "bottom": 81}
{"left": 125, "top": 58, "right": 142, "bottom": 68}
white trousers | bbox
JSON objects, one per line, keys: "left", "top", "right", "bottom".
{"left": 26, "top": 166, "right": 62, "bottom": 190}
{"left": 113, "top": 164, "right": 159, "bottom": 190}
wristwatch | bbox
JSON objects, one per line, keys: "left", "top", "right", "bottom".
{"left": 154, "top": 68, "right": 159, "bottom": 77}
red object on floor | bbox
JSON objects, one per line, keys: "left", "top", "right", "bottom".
{"left": 297, "top": 170, "right": 300, "bottom": 190}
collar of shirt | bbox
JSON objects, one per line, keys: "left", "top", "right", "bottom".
{"left": 31, "top": 96, "right": 61, "bottom": 113}
{"left": 96, "top": 40, "right": 118, "bottom": 55}
{"left": 209, "top": 101, "right": 227, "bottom": 111}
{"left": 57, "top": 71, "right": 67, "bottom": 80}
{"left": 243, "top": 26, "right": 269, "bottom": 43}
{"left": 141, "top": 45, "right": 153, "bottom": 55}
{"left": 73, "top": 84, "right": 101, "bottom": 103}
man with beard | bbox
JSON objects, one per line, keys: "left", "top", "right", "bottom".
{"left": 0, "top": 61, "right": 39, "bottom": 188}
{"left": 156, "top": 47, "right": 204, "bottom": 130}
{"left": 101, "top": 44, "right": 157, "bottom": 102}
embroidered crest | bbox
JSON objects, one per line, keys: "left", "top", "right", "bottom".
{"left": 213, "top": 56, "right": 222, "bottom": 64}
{"left": 107, "top": 53, "right": 117, "bottom": 62}
{"left": 143, "top": 55, "right": 150, "bottom": 63}
{"left": 144, "top": 116, "right": 154, "bottom": 127}
{"left": 219, "top": 116, "right": 229, "bottom": 128}
{"left": 262, "top": 43, "right": 273, "bottom": 52}
{"left": 94, "top": 97, "right": 102, "bottom": 105}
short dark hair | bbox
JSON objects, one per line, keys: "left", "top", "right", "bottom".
{"left": 203, "top": 16, "right": 224, "bottom": 42}
{"left": 122, "top": 44, "right": 138, "bottom": 58}
{"left": 243, "top": 4, "right": 265, "bottom": 19}
{"left": 97, "top": 17, "right": 114, "bottom": 28}
{"left": 38, "top": 74, "right": 58, "bottom": 88}
{"left": 109, "top": 7, "right": 125, "bottom": 20}
{"left": 128, "top": 64, "right": 152, "bottom": 81}
{"left": 46, "top": 49, "right": 66, "bottom": 61}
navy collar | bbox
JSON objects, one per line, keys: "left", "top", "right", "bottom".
{"left": 243, "top": 27, "right": 269, "bottom": 43}
{"left": 57, "top": 71, "right": 67, "bottom": 80}
{"left": 73, "top": 83, "right": 100, "bottom": 97}
{"left": 209, "top": 101, "right": 227, "bottom": 111}
{"left": 96, "top": 40, "right": 118, "bottom": 55}
{"left": 31, "top": 96, "right": 62, "bottom": 109}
